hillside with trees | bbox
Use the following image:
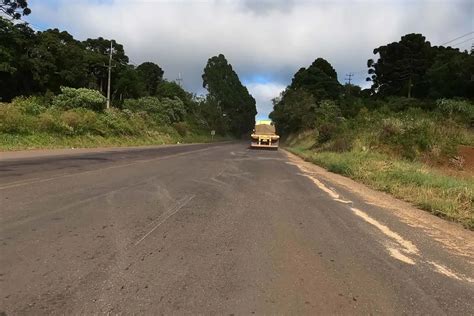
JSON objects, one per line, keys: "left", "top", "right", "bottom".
{"left": 271, "top": 33, "right": 473, "bottom": 228}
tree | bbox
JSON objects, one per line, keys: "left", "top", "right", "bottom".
{"left": 198, "top": 95, "right": 229, "bottom": 134}
{"left": 289, "top": 58, "right": 341, "bottom": 100}
{"left": 367, "top": 33, "right": 433, "bottom": 98}
{"left": 32, "top": 29, "right": 90, "bottom": 92}
{"left": 114, "top": 66, "right": 145, "bottom": 100}
{"left": 0, "top": 17, "right": 37, "bottom": 100}
{"left": 269, "top": 89, "right": 317, "bottom": 135}
{"left": 1, "top": 0, "right": 31, "bottom": 19}
{"left": 136, "top": 62, "right": 163, "bottom": 96}
{"left": 269, "top": 57, "right": 342, "bottom": 135}
{"left": 83, "top": 37, "right": 129, "bottom": 93}
{"left": 202, "top": 54, "right": 256, "bottom": 136}
{"left": 425, "top": 47, "right": 474, "bottom": 99}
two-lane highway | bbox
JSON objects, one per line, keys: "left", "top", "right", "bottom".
{"left": 0, "top": 142, "right": 473, "bottom": 314}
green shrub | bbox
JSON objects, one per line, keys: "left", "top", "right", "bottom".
{"left": 52, "top": 87, "right": 106, "bottom": 111}
{"left": 37, "top": 111, "right": 72, "bottom": 134}
{"left": 99, "top": 109, "right": 138, "bottom": 136}
{"left": 436, "top": 99, "right": 474, "bottom": 125}
{"left": 384, "top": 97, "right": 434, "bottom": 112}
{"left": 160, "top": 97, "right": 186, "bottom": 123}
{"left": 123, "top": 96, "right": 186, "bottom": 124}
{"left": 60, "top": 109, "right": 101, "bottom": 135}
{"left": 317, "top": 123, "right": 337, "bottom": 143}
{"left": 123, "top": 96, "right": 161, "bottom": 113}
{"left": 173, "top": 122, "right": 188, "bottom": 136}
{"left": 315, "top": 100, "right": 341, "bottom": 125}
{"left": 327, "top": 136, "right": 353, "bottom": 152}
{"left": 0, "top": 104, "right": 33, "bottom": 133}
{"left": 11, "top": 96, "right": 47, "bottom": 115}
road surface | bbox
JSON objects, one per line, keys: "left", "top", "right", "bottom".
{"left": 1, "top": 142, "right": 473, "bottom": 314}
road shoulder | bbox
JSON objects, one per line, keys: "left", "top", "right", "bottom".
{"left": 283, "top": 149, "right": 474, "bottom": 260}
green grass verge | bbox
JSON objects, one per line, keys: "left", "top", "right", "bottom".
{"left": 287, "top": 147, "right": 474, "bottom": 229}
{"left": 0, "top": 132, "right": 230, "bottom": 151}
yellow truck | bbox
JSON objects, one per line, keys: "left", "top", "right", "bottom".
{"left": 250, "top": 120, "right": 279, "bottom": 149}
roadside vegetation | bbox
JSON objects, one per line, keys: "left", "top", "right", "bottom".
{"left": 0, "top": 88, "right": 231, "bottom": 150}
{"left": 270, "top": 34, "right": 473, "bottom": 228}
{"left": 285, "top": 102, "right": 473, "bottom": 228}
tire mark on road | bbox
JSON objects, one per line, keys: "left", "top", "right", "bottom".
{"left": 135, "top": 194, "right": 195, "bottom": 246}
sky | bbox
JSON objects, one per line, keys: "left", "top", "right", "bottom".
{"left": 25, "top": 0, "right": 473, "bottom": 119}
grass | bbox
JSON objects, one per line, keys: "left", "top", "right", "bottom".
{"left": 0, "top": 132, "right": 229, "bottom": 151}
{"left": 287, "top": 147, "right": 474, "bottom": 229}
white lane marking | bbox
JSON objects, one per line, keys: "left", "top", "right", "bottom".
{"left": 299, "top": 173, "right": 352, "bottom": 204}
{"left": 298, "top": 173, "right": 340, "bottom": 199}
{"left": 428, "top": 261, "right": 474, "bottom": 283}
{"left": 0, "top": 147, "right": 213, "bottom": 190}
{"left": 351, "top": 207, "right": 419, "bottom": 255}
{"left": 135, "top": 194, "right": 195, "bottom": 246}
{"left": 387, "top": 247, "right": 416, "bottom": 265}
{"left": 334, "top": 198, "right": 352, "bottom": 204}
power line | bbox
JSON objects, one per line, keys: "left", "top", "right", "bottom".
{"left": 345, "top": 73, "right": 354, "bottom": 84}
{"left": 449, "top": 37, "right": 474, "bottom": 47}
{"left": 176, "top": 72, "right": 183, "bottom": 87}
{"left": 440, "top": 31, "right": 474, "bottom": 46}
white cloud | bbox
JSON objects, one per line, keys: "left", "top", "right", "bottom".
{"left": 245, "top": 82, "right": 286, "bottom": 119}
{"left": 28, "top": 0, "right": 473, "bottom": 115}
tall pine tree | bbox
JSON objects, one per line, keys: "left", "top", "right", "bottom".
{"left": 202, "top": 54, "right": 256, "bottom": 136}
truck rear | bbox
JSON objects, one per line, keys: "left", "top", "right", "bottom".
{"left": 250, "top": 120, "right": 279, "bottom": 149}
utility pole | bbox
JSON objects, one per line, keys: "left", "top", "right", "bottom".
{"left": 176, "top": 72, "right": 183, "bottom": 87}
{"left": 345, "top": 73, "right": 354, "bottom": 85}
{"left": 106, "top": 40, "right": 114, "bottom": 110}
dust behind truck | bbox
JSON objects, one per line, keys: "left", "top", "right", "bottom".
{"left": 250, "top": 120, "right": 280, "bottom": 149}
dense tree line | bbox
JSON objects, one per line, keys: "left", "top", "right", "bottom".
{"left": 0, "top": 17, "right": 166, "bottom": 101}
{"left": 367, "top": 33, "right": 474, "bottom": 99}
{"left": 271, "top": 33, "right": 473, "bottom": 136}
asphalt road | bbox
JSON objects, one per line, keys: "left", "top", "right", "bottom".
{"left": 0, "top": 142, "right": 473, "bottom": 315}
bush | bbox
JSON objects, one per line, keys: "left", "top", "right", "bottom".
{"left": 173, "top": 122, "right": 188, "bottom": 136}
{"left": 37, "top": 111, "right": 71, "bottom": 134}
{"left": 60, "top": 109, "right": 101, "bottom": 135}
{"left": 377, "top": 111, "right": 435, "bottom": 160}
{"left": 327, "top": 136, "right": 353, "bottom": 152}
{"left": 317, "top": 123, "right": 337, "bottom": 143}
{"left": 384, "top": 97, "right": 434, "bottom": 112}
{"left": 0, "top": 104, "right": 33, "bottom": 133}
{"left": 11, "top": 96, "right": 47, "bottom": 115}
{"left": 99, "top": 109, "right": 138, "bottom": 136}
{"left": 436, "top": 99, "right": 474, "bottom": 125}
{"left": 124, "top": 96, "right": 186, "bottom": 124}
{"left": 160, "top": 97, "right": 186, "bottom": 123}
{"left": 123, "top": 97, "right": 161, "bottom": 113}
{"left": 315, "top": 100, "right": 341, "bottom": 126}
{"left": 52, "top": 87, "right": 106, "bottom": 111}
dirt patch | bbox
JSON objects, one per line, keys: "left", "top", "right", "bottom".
{"left": 458, "top": 146, "right": 474, "bottom": 172}
{"left": 436, "top": 146, "right": 474, "bottom": 179}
